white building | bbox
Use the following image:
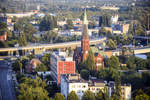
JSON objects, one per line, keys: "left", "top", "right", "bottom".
{"left": 107, "top": 81, "right": 131, "bottom": 100}
{"left": 61, "top": 74, "right": 88, "bottom": 100}
{"left": 111, "top": 15, "right": 119, "bottom": 24}
{"left": 121, "top": 84, "right": 131, "bottom": 100}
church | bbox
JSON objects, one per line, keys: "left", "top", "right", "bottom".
{"left": 73, "top": 9, "right": 104, "bottom": 71}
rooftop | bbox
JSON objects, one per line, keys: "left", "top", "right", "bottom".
{"left": 88, "top": 79, "right": 105, "bottom": 87}
{"left": 52, "top": 51, "right": 73, "bottom": 61}
{"left": 61, "top": 74, "right": 87, "bottom": 83}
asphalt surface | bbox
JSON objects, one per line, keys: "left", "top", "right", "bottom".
{"left": 0, "top": 60, "right": 15, "bottom": 100}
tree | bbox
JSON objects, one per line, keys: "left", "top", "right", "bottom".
{"left": 42, "top": 53, "right": 51, "bottom": 69}
{"left": 85, "top": 49, "right": 96, "bottom": 71}
{"left": 44, "top": 31, "right": 58, "bottom": 43}
{"left": 17, "top": 77, "right": 49, "bottom": 100}
{"left": 103, "top": 87, "right": 110, "bottom": 100}
{"left": 66, "top": 19, "right": 73, "bottom": 29}
{"left": 12, "top": 59, "right": 23, "bottom": 73}
{"left": 39, "top": 15, "right": 57, "bottom": 31}
{"left": 135, "top": 89, "right": 149, "bottom": 100}
{"left": 35, "top": 63, "right": 48, "bottom": 72}
{"left": 82, "top": 90, "right": 95, "bottom": 100}
{"left": 0, "top": 22, "right": 7, "bottom": 31}
{"left": 95, "top": 90, "right": 104, "bottom": 100}
{"left": 99, "top": 14, "right": 111, "bottom": 27}
{"left": 98, "top": 25, "right": 107, "bottom": 36}
{"left": 106, "top": 39, "right": 117, "bottom": 50}
{"left": 113, "top": 75, "right": 121, "bottom": 100}
{"left": 67, "top": 91, "right": 79, "bottom": 100}
{"left": 54, "top": 93, "right": 65, "bottom": 100}
{"left": 80, "top": 69, "right": 89, "bottom": 80}
{"left": 18, "top": 31, "right": 27, "bottom": 46}
{"left": 0, "top": 41, "right": 8, "bottom": 48}
{"left": 24, "top": 24, "right": 36, "bottom": 42}
{"left": 106, "top": 56, "right": 120, "bottom": 69}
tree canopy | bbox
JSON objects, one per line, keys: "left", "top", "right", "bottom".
{"left": 67, "top": 91, "right": 79, "bottom": 100}
{"left": 82, "top": 90, "right": 95, "bottom": 100}
{"left": 54, "top": 93, "right": 65, "bottom": 100}
{"left": 39, "top": 15, "right": 57, "bottom": 31}
{"left": 17, "top": 77, "right": 49, "bottom": 100}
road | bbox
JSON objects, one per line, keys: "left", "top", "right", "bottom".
{"left": 0, "top": 60, "right": 15, "bottom": 100}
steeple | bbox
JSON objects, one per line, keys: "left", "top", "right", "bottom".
{"left": 83, "top": 9, "right": 88, "bottom": 25}
{"left": 81, "top": 9, "right": 89, "bottom": 61}
{"left": 82, "top": 8, "right": 89, "bottom": 38}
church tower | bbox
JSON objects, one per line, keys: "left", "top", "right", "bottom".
{"left": 81, "top": 9, "right": 89, "bottom": 61}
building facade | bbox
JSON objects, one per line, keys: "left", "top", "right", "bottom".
{"left": 88, "top": 79, "right": 105, "bottom": 94}
{"left": 51, "top": 51, "right": 75, "bottom": 85}
{"left": 61, "top": 74, "right": 88, "bottom": 100}
{"left": 108, "top": 81, "right": 131, "bottom": 100}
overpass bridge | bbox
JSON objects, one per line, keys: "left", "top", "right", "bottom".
{"left": 134, "top": 47, "right": 150, "bottom": 54}
{"left": 0, "top": 38, "right": 106, "bottom": 56}
{"left": 111, "top": 46, "right": 150, "bottom": 57}
{"left": 133, "top": 36, "right": 150, "bottom": 40}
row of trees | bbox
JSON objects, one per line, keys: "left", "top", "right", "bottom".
{"left": 17, "top": 77, "right": 49, "bottom": 100}
{"left": 53, "top": 89, "right": 110, "bottom": 100}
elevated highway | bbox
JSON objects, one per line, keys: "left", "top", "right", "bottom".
{"left": 134, "top": 47, "right": 150, "bottom": 54}
{"left": 0, "top": 38, "right": 106, "bottom": 55}
{"left": 111, "top": 46, "right": 150, "bottom": 57}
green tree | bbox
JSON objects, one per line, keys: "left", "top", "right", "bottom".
{"left": 0, "top": 22, "right": 7, "bottom": 31}
{"left": 106, "top": 56, "right": 120, "bottom": 69}
{"left": 54, "top": 93, "right": 65, "bottom": 100}
{"left": 82, "top": 90, "right": 95, "bottom": 100}
{"left": 113, "top": 75, "right": 121, "bottom": 100}
{"left": 98, "top": 25, "right": 107, "bottom": 36}
{"left": 103, "top": 87, "right": 110, "bottom": 100}
{"left": 35, "top": 63, "right": 48, "bottom": 72}
{"left": 135, "top": 89, "right": 149, "bottom": 100}
{"left": 12, "top": 59, "right": 22, "bottom": 73}
{"left": 134, "top": 23, "right": 145, "bottom": 36}
{"left": 99, "top": 14, "right": 111, "bottom": 27}
{"left": 39, "top": 15, "right": 57, "bottom": 31}
{"left": 85, "top": 49, "right": 96, "bottom": 71}
{"left": 0, "top": 41, "right": 8, "bottom": 48}
{"left": 24, "top": 24, "right": 36, "bottom": 42}
{"left": 42, "top": 53, "right": 51, "bottom": 69}
{"left": 80, "top": 69, "right": 89, "bottom": 80}
{"left": 95, "top": 90, "right": 104, "bottom": 100}
{"left": 67, "top": 91, "right": 79, "bottom": 100}
{"left": 18, "top": 31, "right": 27, "bottom": 46}
{"left": 106, "top": 39, "right": 117, "bottom": 50}
{"left": 44, "top": 31, "right": 58, "bottom": 43}
{"left": 17, "top": 77, "right": 49, "bottom": 100}
{"left": 66, "top": 19, "right": 73, "bottom": 29}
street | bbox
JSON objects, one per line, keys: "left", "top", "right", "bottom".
{"left": 0, "top": 60, "right": 15, "bottom": 100}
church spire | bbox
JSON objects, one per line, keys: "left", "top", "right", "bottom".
{"left": 83, "top": 9, "right": 88, "bottom": 25}
{"left": 81, "top": 8, "right": 89, "bottom": 61}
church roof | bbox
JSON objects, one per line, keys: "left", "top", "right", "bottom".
{"left": 90, "top": 47, "right": 106, "bottom": 57}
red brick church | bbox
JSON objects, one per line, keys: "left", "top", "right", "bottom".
{"left": 73, "top": 10, "right": 104, "bottom": 71}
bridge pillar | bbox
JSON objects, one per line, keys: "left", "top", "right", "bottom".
{"left": 10, "top": 51, "right": 14, "bottom": 56}
{"left": 8, "top": 51, "right": 10, "bottom": 56}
